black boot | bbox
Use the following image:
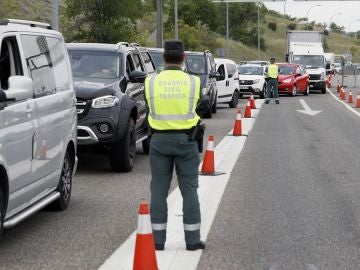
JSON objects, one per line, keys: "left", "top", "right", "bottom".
{"left": 186, "top": 241, "right": 206, "bottom": 251}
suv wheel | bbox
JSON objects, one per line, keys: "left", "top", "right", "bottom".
{"left": 291, "top": 85, "right": 297, "bottom": 96}
{"left": 229, "top": 91, "right": 239, "bottom": 108}
{"left": 321, "top": 86, "right": 327, "bottom": 94}
{"left": 0, "top": 189, "right": 4, "bottom": 238}
{"left": 110, "top": 118, "right": 136, "bottom": 172}
{"left": 51, "top": 150, "right": 73, "bottom": 210}
{"left": 142, "top": 137, "right": 150, "bottom": 155}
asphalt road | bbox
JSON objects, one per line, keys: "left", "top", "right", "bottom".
{"left": 197, "top": 91, "right": 360, "bottom": 270}
{"left": 0, "top": 98, "right": 245, "bottom": 270}
{"left": 2, "top": 88, "right": 360, "bottom": 270}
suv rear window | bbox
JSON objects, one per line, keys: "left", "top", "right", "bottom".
{"left": 187, "top": 54, "right": 206, "bottom": 75}
{"left": 68, "top": 50, "right": 122, "bottom": 79}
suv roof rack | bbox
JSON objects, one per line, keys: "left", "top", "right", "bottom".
{"left": 116, "top": 42, "right": 130, "bottom": 50}
{"left": 130, "top": 42, "right": 140, "bottom": 47}
{"left": 0, "top": 19, "right": 51, "bottom": 29}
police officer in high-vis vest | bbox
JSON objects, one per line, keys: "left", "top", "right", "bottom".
{"left": 144, "top": 40, "right": 206, "bottom": 251}
{"left": 265, "top": 56, "right": 280, "bottom": 104}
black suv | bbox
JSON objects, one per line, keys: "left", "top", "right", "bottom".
{"left": 185, "top": 50, "right": 218, "bottom": 118}
{"left": 67, "top": 42, "right": 156, "bottom": 172}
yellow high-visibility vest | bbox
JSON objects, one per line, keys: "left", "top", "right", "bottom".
{"left": 268, "top": 64, "right": 278, "bottom": 78}
{"left": 145, "top": 69, "right": 201, "bottom": 130}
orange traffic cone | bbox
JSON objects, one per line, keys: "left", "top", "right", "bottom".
{"left": 341, "top": 88, "right": 346, "bottom": 100}
{"left": 250, "top": 94, "right": 256, "bottom": 109}
{"left": 356, "top": 93, "right": 360, "bottom": 108}
{"left": 199, "top": 136, "right": 224, "bottom": 176}
{"left": 348, "top": 90, "right": 353, "bottom": 103}
{"left": 232, "top": 109, "right": 243, "bottom": 136}
{"left": 337, "top": 82, "right": 341, "bottom": 93}
{"left": 244, "top": 100, "right": 252, "bottom": 118}
{"left": 133, "top": 201, "right": 158, "bottom": 270}
{"left": 328, "top": 75, "right": 332, "bottom": 88}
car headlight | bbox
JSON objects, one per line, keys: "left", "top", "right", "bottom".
{"left": 253, "top": 79, "right": 260, "bottom": 84}
{"left": 92, "top": 95, "right": 119, "bottom": 108}
{"left": 282, "top": 78, "right": 292, "bottom": 83}
{"left": 201, "top": 87, "right": 209, "bottom": 95}
{"left": 320, "top": 73, "right": 325, "bottom": 80}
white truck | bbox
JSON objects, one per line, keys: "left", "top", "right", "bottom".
{"left": 286, "top": 30, "right": 328, "bottom": 94}
{"left": 324, "top": 52, "right": 335, "bottom": 74}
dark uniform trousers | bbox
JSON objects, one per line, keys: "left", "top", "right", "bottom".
{"left": 150, "top": 132, "right": 201, "bottom": 245}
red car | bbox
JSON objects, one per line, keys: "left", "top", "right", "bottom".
{"left": 277, "top": 63, "right": 310, "bottom": 96}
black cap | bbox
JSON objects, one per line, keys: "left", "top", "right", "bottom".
{"left": 270, "top": 56, "right": 275, "bottom": 60}
{"left": 164, "top": 40, "right": 185, "bottom": 56}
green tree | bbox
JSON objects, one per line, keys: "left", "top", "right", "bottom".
{"left": 0, "top": 0, "right": 19, "bottom": 18}
{"left": 63, "top": 0, "right": 144, "bottom": 43}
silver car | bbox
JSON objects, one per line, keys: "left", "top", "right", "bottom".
{"left": 0, "top": 19, "right": 77, "bottom": 236}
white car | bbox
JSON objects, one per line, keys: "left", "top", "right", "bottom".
{"left": 0, "top": 19, "right": 77, "bottom": 236}
{"left": 238, "top": 64, "right": 267, "bottom": 99}
{"left": 215, "top": 58, "right": 240, "bottom": 108}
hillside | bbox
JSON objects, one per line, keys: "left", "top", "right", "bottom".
{"left": 2, "top": 1, "right": 359, "bottom": 63}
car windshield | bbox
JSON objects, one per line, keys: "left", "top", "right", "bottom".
{"left": 238, "top": 66, "right": 263, "bottom": 75}
{"left": 279, "top": 65, "right": 294, "bottom": 75}
{"left": 293, "top": 55, "right": 324, "bottom": 69}
{"left": 68, "top": 50, "right": 122, "bottom": 79}
{"left": 186, "top": 54, "right": 206, "bottom": 75}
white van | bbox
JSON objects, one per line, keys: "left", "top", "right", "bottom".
{"left": 215, "top": 58, "right": 240, "bottom": 108}
{"left": 0, "top": 19, "right": 77, "bottom": 236}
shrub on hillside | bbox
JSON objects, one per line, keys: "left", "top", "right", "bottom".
{"left": 287, "top": 23, "right": 297, "bottom": 30}
{"left": 268, "top": 22, "right": 277, "bottom": 32}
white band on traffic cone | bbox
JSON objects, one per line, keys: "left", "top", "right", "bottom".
{"left": 207, "top": 141, "right": 214, "bottom": 151}
{"left": 137, "top": 214, "right": 153, "bottom": 235}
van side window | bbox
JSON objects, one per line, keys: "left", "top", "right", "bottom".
{"left": 217, "top": 64, "right": 225, "bottom": 81}
{"left": 21, "top": 35, "right": 71, "bottom": 98}
{"left": 226, "top": 64, "right": 235, "bottom": 78}
{"left": 0, "top": 37, "right": 23, "bottom": 90}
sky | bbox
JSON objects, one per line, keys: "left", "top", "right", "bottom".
{"left": 263, "top": 0, "right": 360, "bottom": 32}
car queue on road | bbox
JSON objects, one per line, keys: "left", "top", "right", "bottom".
{"left": 0, "top": 18, "right": 320, "bottom": 239}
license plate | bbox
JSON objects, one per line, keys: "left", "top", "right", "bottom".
{"left": 310, "top": 84, "right": 314, "bottom": 88}
{"left": 239, "top": 86, "right": 249, "bottom": 89}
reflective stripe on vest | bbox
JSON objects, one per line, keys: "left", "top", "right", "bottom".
{"left": 268, "top": 64, "right": 278, "bottom": 78}
{"left": 148, "top": 74, "right": 197, "bottom": 121}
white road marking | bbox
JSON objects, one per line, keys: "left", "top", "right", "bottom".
{"left": 327, "top": 88, "right": 360, "bottom": 117}
{"left": 99, "top": 99, "right": 264, "bottom": 270}
{"left": 296, "top": 99, "right": 322, "bottom": 116}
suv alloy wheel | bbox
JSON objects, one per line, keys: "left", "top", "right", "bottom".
{"left": 109, "top": 118, "right": 136, "bottom": 172}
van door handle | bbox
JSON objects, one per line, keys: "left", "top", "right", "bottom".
{"left": 26, "top": 105, "right": 33, "bottom": 114}
{"left": 226, "top": 81, "right": 229, "bottom": 86}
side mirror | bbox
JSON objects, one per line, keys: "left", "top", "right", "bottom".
{"left": 295, "top": 73, "right": 302, "bottom": 77}
{"left": 129, "top": 70, "right": 147, "bottom": 83}
{"left": 326, "top": 63, "right": 331, "bottom": 69}
{"left": 1, "top": 76, "right": 33, "bottom": 102}
{"left": 209, "top": 71, "right": 220, "bottom": 79}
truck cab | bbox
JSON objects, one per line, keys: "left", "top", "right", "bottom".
{"left": 287, "top": 31, "right": 327, "bottom": 94}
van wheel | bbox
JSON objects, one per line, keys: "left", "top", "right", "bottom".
{"left": 109, "top": 118, "right": 136, "bottom": 172}
{"left": 229, "top": 91, "right": 239, "bottom": 108}
{"left": 51, "top": 151, "right": 73, "bottom": 210}
{"left": 0, "top": 189, "right": 4, "bottom": 238}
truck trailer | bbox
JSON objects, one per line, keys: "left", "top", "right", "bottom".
{"left": 286, "top": 30, "right": 328, "bottom": 94}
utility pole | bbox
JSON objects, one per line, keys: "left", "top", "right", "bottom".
{"left": 51, "top": 0, "right": 58, "bottom": 31}
{"left": 157, "top": 0, "right": 163, "bottom": 48}
{"left": 226, "top": 2, "right": 229, "bottom": 58}
{"left": 175, "top": 0, "right": 178, "bottom": 40}
{"left": 257, "top": 1, "right": 260, "bottom": 59}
